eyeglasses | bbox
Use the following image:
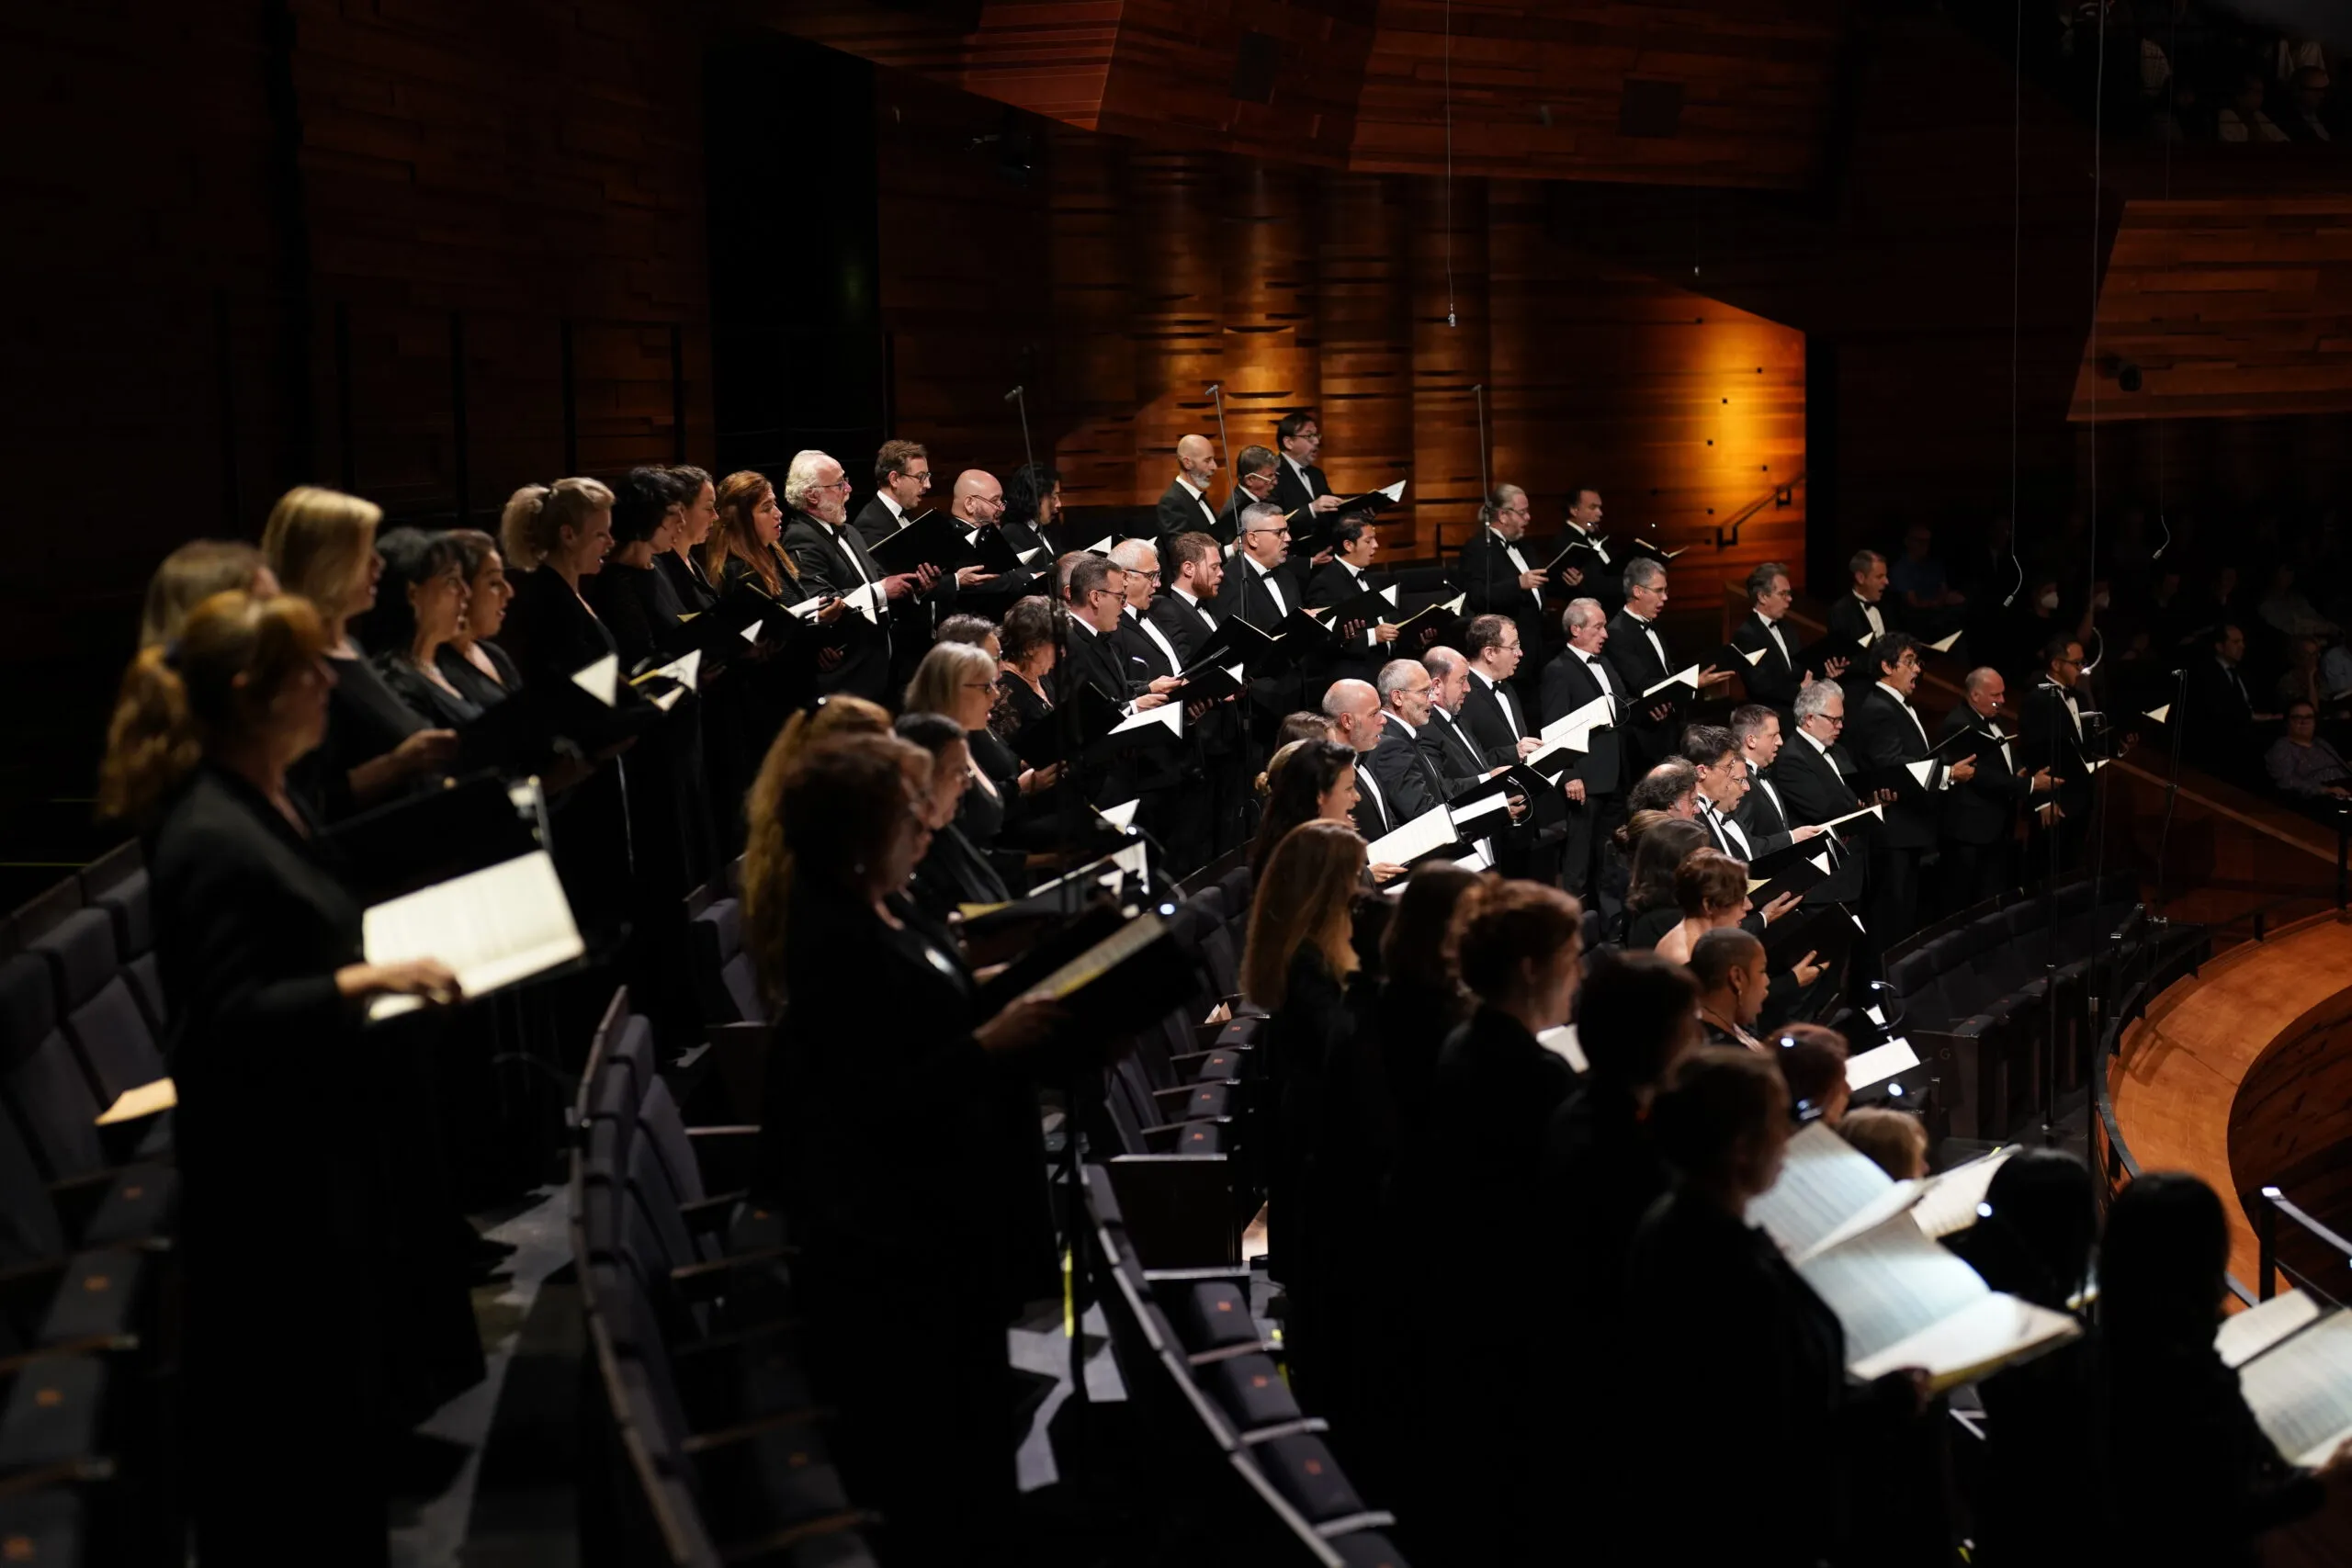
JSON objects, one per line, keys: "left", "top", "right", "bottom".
{"left": 1250, "top": 526, "right": 1291, "bottom": 538}
{"left": 820, "top": 479, "right": 853, "bottom": 493}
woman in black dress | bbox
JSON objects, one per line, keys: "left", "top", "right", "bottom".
{"left": 435, "top": 527, "right": 523, "bottom": 711}
{"left": 1627, "top": 1046, "right": 1928, "bottom": 1568}
{"left": 261, "top": 485, "right": 456, "bottom": 820}
{"left": 985, "top": 596, "right": 1071, "bottom": 878}
{"left": 741, "top": 732, "right": 1059, "bottom": 1566}
{"left": 1620, "top": 815, "right": 1709, "bottom": 948}
{"left": 658, "top": 464, "right": 722, "bottom": 615}
{"left": 1238, "top": 819, "right": 1370, "bottom": 1404}
{"left": 893, "top": 711, "right": 1011, "bottom": 919}
{"left": 583, "top": 468, "right": 691, "bottom": 670}
{"left": 97, "top": 590, "right": 470, "bottom": 1562}
{"left": 366, "top": 527, "right": 482, "bottom": 728}
{"left": 907, "top": 639, "right": 1025, "bottom": 855}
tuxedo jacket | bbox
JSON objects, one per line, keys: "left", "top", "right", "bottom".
{"left": 1307, "top": 560, "right": 1387, "bottom": 684}
{"left": 1420, "top": 705, "right": 1491, "bottom": 789}
{"left": 1730, "top": 611, "right": 1806, "bottom": 711}
{"left": 1459, "top": 671, "right": 1534, "bottom": 769}
{"left": 1116, "top": 605, "right": 1183, "bottom": 684}
{"left": 2018, "top": 681, "right": 2098, "bottom": 817}
{"left": 1770, "top": 733, "right": 1862, "bottom": 830}
{"left": 1538, "top": 649, "right": 1628, "bottom": 795}
{"left": 1272, "top": 458, "right": 1331, "bottom": 521}
{"left": 1214, "top": 555, "right": 1311, "bottom": 719}
{"left": 1051, "top": 619, "right": 1134, "bottom": 708}
{"left": 957, "top": 521, "right": 1043, "bottom": 620}
{"left": 1368, "top": 717, "right": 1452, "bottom": 823}
{"left": 781, "top": 510, "right": 895, "bottom": 704}
{"left": 1604, "top": 611, "right": 1679, "bottom": 765}
{"left": 1156, "top": 478, "right": 1225, "bottom": 545}
{"left": 851, "top": 493, "right": 903, "bottom": 550}
{"left": 1148, "top": 591, "right": 1243, "bottom": 757}
{"left": 1938, "top": 704, "right": 2032, "bottom": 847}
{"left": 1826, "top": 592, "right": 1894, "bottom": 657}
{"left": 1454, "top": 528, "right": 1549, "bottom": 658}
{"left": 1697, "top": 803, "right": 1760, "bottom": 863}
{"left": 1350, "top": 753, "right": 1399, "bottom": 842}
{"left": 1549, "top": 525, "right": 1623, "bottom": 609}
{"left": 1733, "top": 759, "right": 1802, "bottom": 856}
{"left": 1846, "top": 683, "right": 1939, "bottom": 850}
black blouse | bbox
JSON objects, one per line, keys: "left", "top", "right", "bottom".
{"left": 375, "top": 650, "right": 482, "bottom": 728}
{"left": 435, "top": 639, "right": 521, "bottom": 711}
{"left": 657, "top": 549, "right": 720, "bottom": 615}
{"left": 584, "top": 558, "right": 687, "bottom": 671}
{"left": 500, "top": 565, "right": 618, "bottom": 688}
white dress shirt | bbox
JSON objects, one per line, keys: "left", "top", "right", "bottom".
{"left": 1746, "top": 761, "right": 1788, "bottom": 824}
{"left": 1487, "top": 528, "right": 1542, "bottom": 609}
{"left": 1624, "top": 610, "right": 1670, "bottom": 674}
{"left": 1755, "top": 611, "right": 1794, "bottom": 669}
{"left": 1701, "top": 797, "right": 1754, "bottom": 858}
{"left": 1126, "top": 606, "right": 1183, "bottom": 673}
{"left": 1171, "top": 584, "right": 1217, "bottom": 631}
{"left": 1177, "top": 474, "right": 1217, "bottom": 527}
{"left": 1355, "top": 757, "right": 1391, "bottom": 833}
{"left": 1576, "top": 649, "right": 1620, "bottom": 724}
{"left": 1853, "top": 594, "right": 1887, "bottom": 639}
{"left": 1473, "top": 668, "right": 1529, "bottom": 737}
{"left": 1246, "top": 557, "right": 1289, "bottom": 617}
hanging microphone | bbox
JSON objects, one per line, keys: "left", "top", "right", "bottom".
{"left": 1003, "top": 386, "right": 1024, "bottom": 403}
{"left": 1203, "top": 381, "right": 1221, "bottom": 395}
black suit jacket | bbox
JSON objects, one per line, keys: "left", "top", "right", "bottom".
{"left": 1156, "top": 478, "right": 1223, "bottom": 544}
{"left": 956, "top": 521, "right": 1043, "bottom": 620}
{"left": 1271, "top": 457, "right": 1330, "bottom": 521}
{"left": 2018, "top": 680, "right": 2098, "bottom": 817}
{"left": 1733, "top": 759, "right": 1801, "bottom": 856}
{"left": 1367, "top": 717, "right": 1452, "bottom": 821}
{"left": 1603, "top": 611, "right": 1679, "bottom": 765}
{"left": 1307, "top": 560, "right": 1386, "bottom": 683}
{"left": 1215, "top": 555, "right": 1307, "bottom": 717}
{"left": 1826, "top": 592, "right": 1893, "bottom": 657}
{"left": 1939, "top": 704, "right": 2032, "bottom": 847}
{"left": 781, "top": 510, "right": 895, "bottom": 704}
{"left": 1538, "top": 649, "right": 1627, "bottom": 795}
{"left": 1149, "top": 590, "right": 1243, "bottom": 756}
{"left": 1547, "top": 525, "right": 1623, "bottom": 609}
{"left": 1350, "top": 751, "right": 1397, "bottom": 841}
{"left": 1051, "top": 618, "right": 1132, "bottom": 707}
{"left": 1730, "top": 611, "right": 1806, "bottom": 710}
{"left": 1846, "top": 683, "right": 1939, "bottom": 849}
{"left": 1116, "top": 605, "right": 1182, "bottom": 684}
{"left": 1770, "top": 732, "right": 1861, "bottom": 829}
{"left": 1459, "top": 671, "right": 1533, "bottom": 768}
{"left": 851, "top": 493, "right": 903, "bottom": 550}
{"left": 1421, "top": 705, "right": 1490, "bottom": 788}
{"left": 1453, "top": 528, "right": 1548, "bottom": 658}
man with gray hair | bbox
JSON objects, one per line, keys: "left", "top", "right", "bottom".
{"left": 1935, "top": 665, "right": 2049, "bottom": 908}
{"left": 780, "top": 447, "right": 938, "bottom": 704}
{"left": 1729, "top": 559, "right": 1835, "bottom": 711}
{"left": 1215, "top": 498, "right": 1310, "bottom": 739}
{"left": 1321, "top": 677, "right": 1396, "bottom": 838}
{"left": 1455, "top": 482, "right": 1550, "bottom": 686}
{"left": 1541, "top": 596, "right": 1633, "bottom": 896}
{"left": 1770, "top": 678, "right": 1865, "bottom": 836}
{"left": 1215, "top": 446, "right": 1283, "bottom": 544}
{"left": 1157, "top": 434, "right": 1224, "bottom": 543}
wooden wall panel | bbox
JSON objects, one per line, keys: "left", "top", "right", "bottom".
{"left": 1094, "top": 0, "right": 1377, "bottom": 166}
{"left": 1120, "top": 151, "right": 1228, "bottom": 502}
{"left": 1408, "top": 177, "right": 1491, "bottom": 558}
{"left": 2068, "top": 197, "right": 2352, "bottom": 424}
{"left": 1221, "top": 163, "right": 1323, "bottom": 465}
{"left": 1315, "top": 175, "right": 1416, "bottom": 518}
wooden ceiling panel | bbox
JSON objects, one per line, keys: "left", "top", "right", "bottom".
{"left": 749, "top": 0, "right": 1850, "bottom": 188}
{"left": 2071, "top": 197, "right": 2352, "bottom": 423}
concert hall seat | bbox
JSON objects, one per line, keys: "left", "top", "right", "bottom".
{"left": 27, "top": 909, "right": 168, "bottom": 1111}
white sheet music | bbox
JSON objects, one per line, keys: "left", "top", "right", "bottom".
{"left": 1910, "top": 1146, "right": 2016, "bottom": 1239}
{"left": 1366, "top": 804, "right": 1456, "bottom": 866}
{"left": 1449, "top": 790, "right": 1510, "bottom": 829}
{"left": 1736, "top": 645, "right": 1770, "bottom": 667}
{"left": 1110, "top": 703, "right": 1183, "bottom": 738}
{"left": 2238, "top": 1309, "right": 2352, "bottom": 1465}
{"left": 1536, "top": 1024, "right": 1588, "bottom": 1073}
{"left": 570, "top": 654, "right": 618, "bottom": 705}
{"left": 646, "top": 648, "right": 703, "bottom": 691}
{"left": 1098, "top": 799, "right": 1139, "bottom": 830}
{"left": 1747, "top": 1122, "right": 1922, "bottom": 1264}
{"left": 1846, "top": 1037, "right": 1920, "bottom": 1091}
{"left": 1643, "top": 665, "right": 1701, "bottom": 697}
{"left": 1545, "top": 693, "right": 1613, "bottom": 741}
{"left": 2218, "top": 1290, "right": 2323, "bottom": 1371}
{"left": 1799, "top": 1212, "right": 1997, "bottom": 1365}
{"left": 364, "top": 852, "right": 584, "bottom": 1021}
{"left": 1850, "top": 1291, "right": 2082, "bottom": 1390}
{"left": 844, "top": 581, "right": 888, "bottom": 623}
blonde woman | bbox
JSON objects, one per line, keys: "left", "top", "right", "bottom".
{"left": 261, "top": 485, "right": 455, "bottom": 814}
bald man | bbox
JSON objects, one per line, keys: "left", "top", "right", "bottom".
{"left": 1157, "top": 434, "right": 1226, "bottom": 546}
{"left": 949, "top": 468, "right": 1039, "bottom": 618}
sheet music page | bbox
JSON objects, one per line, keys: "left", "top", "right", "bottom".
{"left": 1098, "top": 799, "right": 1139, "bottom": 830}
{"left": 1110, "top": 703, "right": 1183, "bottom": 737}
{"left": 1535, "top": 1024, "right": 1588, "bottom": 1073}
{"left": 1366, "top": 805, "right": 1456, "bottom": 866}
{"left": 1544, "top": 694, "right": 1612, "bottom": 741}
{"left": 1737, "top": 645, "right": 1770, "bottom": 666}
{"left": 1910, "top": 1146, "right": 2016, "bottom": 1238}
{"left": 363, "top": 852, "right": 584, "bottom": 1020}
{"left": 1643, "top": 665, "right": 1700, "bottom": 697}
{"left": 2237, "top": 1309, "right": 2352, "bottom": 1465}
{"left": 570, "top": 654, "right": 618, "bottom": 705}
{"left": 1449, "top": 791, "right": 1510, "bottom": 829}
{"left": 1798, "top": 1212, "right": 1995, "bottom": 1366}
{"left": 1035, "top": 911, "right": 1167, "bottom": 1000}
{"left": 1852, "top": 1292, "right": 2082, "bottom": 1390}
{"left": 2218, "top": 1290, "right": 2324, "bottom": 1371}
{"left": 1846, "top": 1037, "right": 1921, "bottom": 1091}
{"left": 1747, "top": 1122, "right": 1913, "bottom": 1262}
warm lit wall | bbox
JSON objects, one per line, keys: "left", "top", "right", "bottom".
{"left": 866, "top": 85, "right": 1808, "bottom": 581}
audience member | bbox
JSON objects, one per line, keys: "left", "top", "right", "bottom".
{"left": 1842, "top": 1106, "right": 1930, "bottom": 1179}
{"left": 1769, "top": 1021, "right": 1850, "bottom": 1124}
{"left": 2266, "top": 700, "right": 2351, "bottom": 802}
{"left": 1688, "top": 926, "right": 1770, "bottom": 1050}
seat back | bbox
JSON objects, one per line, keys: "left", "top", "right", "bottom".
{"left": 32, "top": 909, "right": 166, "bottom": 1106}
{"left": 685, "top": 897, "right": 767, "bottom": 1027}
{"left": 0, "top": 955, "right": 107, "bottom": 1180}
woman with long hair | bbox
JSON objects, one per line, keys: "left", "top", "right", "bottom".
{"left": 585, "top": 467, "right": 690, "bottom": 669}
{"left": 98, "top": 590, "right": 470, "bottom": 1560}
{"left": 742, "top": 732, "right": 1059, "bottom": 1565}
{"left": 1239, "top": 818, "right": 1369, "bottom": 1404}
{"left": 262, "top": 485, "right": 456, "bottom": 818}
{"left": 1620, "top": 815, "right": 1710, "bottom": 947}
{"left": 1249, "top": 738, "right": 1401, "bottom": 882}
{"left": 659, "top": 464, "right": 721, "bottom": 613}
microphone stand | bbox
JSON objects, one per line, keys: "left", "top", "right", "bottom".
{"left": 1206, "top": 381, "right": 1230, "bottom": 475}
{"left": 1012, "top": 379, "right": 1102, "bottom": 1484}
{"left": 2039, "top": 685, "right": 2064, "bottom": 1144}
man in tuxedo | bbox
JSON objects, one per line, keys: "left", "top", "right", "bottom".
{"left": 1826, "top": 548, "right": 1894, "bottom": 654}
{"left": 1847, "top": 633, "right": 1976, "bottom": 946}
{"left": 1540, "top": 598, "right": 1632, "bottom": 897}
{"left": 1307, "top": 517, "right": 1401, "bottom": 689}
{"left": 853, "top": 438, "right": 933, "bottom": 547}
{"left": 1321, "top": 678, "right": 1398, "bottom": 841}
{"left": 1940, "top": 667, "right": 2050, "bottom": 909}
{"left": 1216, "top": 446, "right": 1283, "bottom": 546}
{"left": 1729, "top": 704, "right": 1828, "bottom": 859}
{"left": 1730, "top": 560, "right": 1839, "bottom": 713}
{"left": 1111, "top": 538, "right": 1213, "bottom": 871}
{"left": 1054, "top": 554, "right": 1176, "bottom": 805}
{"left": 1156, "top": 434, "right": 1226, "bottom": 546}
{"left": 1455, "top": 484, "right": 1551, "bottom": 695}
{"left": 1606, "top": 558, "right": 1713, "bottom": 768}
{"left": 1771, "top": 681, "right": 1865, "bottom": 833}
{"left": 1684, "top": 725, "right": 1760, "bottom": 862}
{"left": 1151, "top": 532, "right": 1250, "bottom": 857}
{"left": 1421, "top": 647, "right": 1501, "bottom": 794}
{"left": 779, "top": 448, "right": 938, "bottom": 705}
{"left": 1272, "top": 411, "right": 1341, "bottom": 523}
{"left": 2019, "top": 637, "right": 2105, "bottom": 875}
{"left": 1458, "top": 615, "right": 1545, "bottom": 768}
{"left": 1216, "top": 501, "right": 1310, "bottom": 742}
{"left": 948, "top": 469, "right": 1039, "bottom": 619}
{"left": 1551, "top": 486, "right": 1623, "bottom": 608}
{"left": 1366, "top": 660, "right": 1464, "bottom": 823}
{"left": 2185, "top": 622, "right": 2275, "bottom": 785}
